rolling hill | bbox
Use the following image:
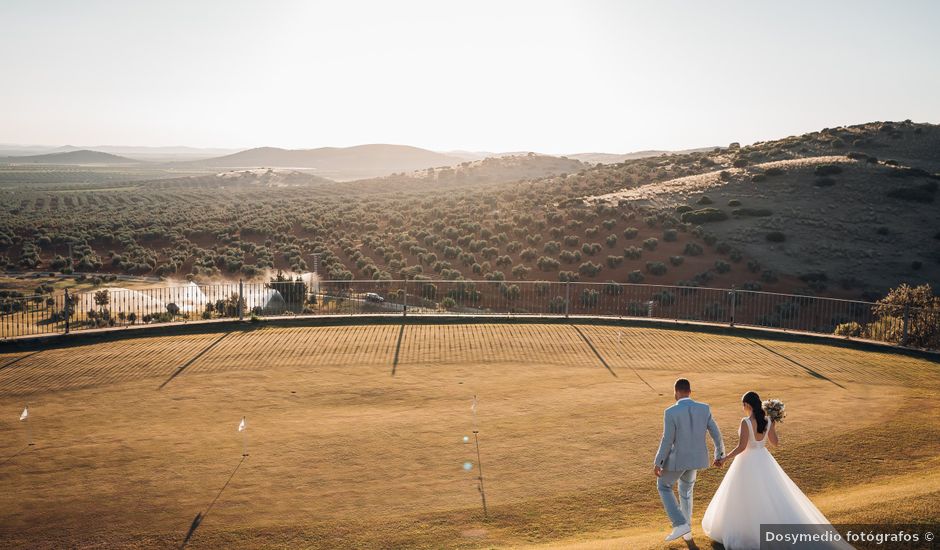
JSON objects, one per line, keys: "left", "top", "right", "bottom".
{"left": 185, "top": 144, "right": 464, "bottom": 180}
{"left": 0, "top": 149, "right": 139, "bottom": 165}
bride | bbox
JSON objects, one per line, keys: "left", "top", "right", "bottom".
{"left": 701, "top": 391, "right": 851, "bottom": 549}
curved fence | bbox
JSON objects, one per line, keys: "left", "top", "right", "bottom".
{"left": 1, "top": 279, "right": 937, "bottom": 350}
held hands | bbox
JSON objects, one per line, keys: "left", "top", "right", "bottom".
{"left": 654, "top": 465, "right": 663, "bottom": 478}
{"left": 713, "top": 456, "right": 726, "bottom": 468}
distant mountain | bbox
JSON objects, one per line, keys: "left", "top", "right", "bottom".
{"left": 0, "top": 149, "right": 139, "bottom": 165}
{"left": 187, "top": 144, "right": 463, "bottom": 181}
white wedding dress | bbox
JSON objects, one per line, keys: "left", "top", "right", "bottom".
{"left": 701, "top": 417, "right": 851, "bottom": 550}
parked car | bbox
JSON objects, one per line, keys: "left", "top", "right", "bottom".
{"left": 365, "top": 292, "right": 385, "bottom": 303}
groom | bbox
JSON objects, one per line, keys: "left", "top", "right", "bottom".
{"left": 653, "top": 378, "right": 724, "bottom": 542}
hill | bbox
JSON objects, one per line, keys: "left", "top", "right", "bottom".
{"left": 345, "top": 153, "right": 586, "bottom": 193}
{"left": 568, "top": 147, "right": 716, "bottom": 165}
{"left": 186, "top": 144, "right": 463, "bottom": 180}
{"left": 584, "top": 120, "right": 940, "bottom": 292}
{"left": 0, "top": 149, "right": 139, "bottom": 165}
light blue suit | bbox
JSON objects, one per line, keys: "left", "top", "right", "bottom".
{"left": 654, "top": 397, "right": 724, "bottom": 527}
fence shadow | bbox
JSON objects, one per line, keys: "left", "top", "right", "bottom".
{"left": 0, "top": 444, "right": 31, "bottom": 467}
{"left": 745, "top": 338, "right": 846, "bottom": 389}
{"left": 159, "top": 332, "right": 231, "bottom": 390}
{"left": 391, "top": 323, "right": 406, "bottom": 376}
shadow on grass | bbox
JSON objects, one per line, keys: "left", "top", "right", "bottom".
{"left": 180, "top": 455, "right": 247, "bottom": 548}
{"left": 0, "top": 444, "right": 31, "bottom": 467}
{"left": 159, "top": 332, "right": 231, "bottom": 390}
{"left": 745, "top": 338, "right": 846, "bottom": 389}
{"left": 0, "top": 350, "right": 42, "bottom": 372}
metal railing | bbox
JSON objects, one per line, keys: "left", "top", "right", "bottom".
{"left": 1, "top": 279, "right": 937, "bottom": 350}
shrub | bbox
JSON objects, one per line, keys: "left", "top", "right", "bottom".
{"left": 814, "top": 164, "right": 843, "bottom": 176}
{"left": 605, "top": 234, "right": 618, "bottom": 248}
{"left": 622, "top": 227, "right": 639, "bottom": 239}
{"left": 684, "top": 242, "right": 704, "bottom": 256}
{"left": 680, "top": 208, "right": 728, "bottom": 224}
{"left": 606, "top": 255, "right": 624, "bottom": 269}
{"left": 697, "top": 195, "right": 714, "bottom": 205}
{"left": 761, "top": 270, "right": 779, "bottom": 283}
{"left": 663, "top": 229, "right": 678, "bottom": 242}
{"left": 732, "top": 158, "right": 748, "bottom": 168}
{"left": 653, "top": 290, "right": 675, "bottom": 306}
{"left": 834, "top": 322, "right": 864, "bottom": 338}
{"left": 646, "top": 261, "right": 667, "bottom": 276}
{"left": 873, "top": 283, "right": 940, "bottom": 348}
{"left": 642, "top": 237, "right": 659, "bottom": 251}
{"left": 558, "top": 271, "right": 579, "bottom": 282}
{"left": 714, "top": 260, "right": 731, "bottom": 274}
{"left": 623, "top": 246, "right": 642, "bottom": 260}
{"left": 548, "top": 295, "right": 568, "bottom": 313}
{"left": 627, "top": 270, "right": 645, "bottom": 283}
{"left": 580, "top": 288, "right": 599, "bottom": 307}
{"left": 669, "top": 255, "right": 685, "bottom": 266}
{"left": 675, "top": 205, "right": 693, "bottom": 214}
{"left": 727, "top": 199, "right": 742, "bottom": 207}
{"left": 578, "top": 261, "right": 603, "bottom": 278}
{"left": 766, "top": 231, "right": 786, "bottom": 243}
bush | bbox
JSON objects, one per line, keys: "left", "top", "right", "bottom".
{"left": 548, "top": 295, "right": 568, "bottom": 313}
{"left": 642, "top": 237, "right": 659, "bottom": 251}
{"left": 766, "top": 231, "right": 786, "bottom": 243}
{"left": 623, "top": 246, "right": 642, "bottom": 260}
{"left": 663, "top": 229, "right": 678, "bottom": 242}
{"left": 675, "top": 205, "right": 693, "bottom": 214}
{"left": 578, "top": 261, "right": 603, "bottom": 278}
{"left": 627, "top": 270, "right": 645, "bottom": 283}
{"left": 873, "top": 283, "right": 940, "bottom": 348}
{"left": 814, "top": 164, "right": 843, "bottom": 176}
{"left": 580, "top": 288, "right": 599, "bottom": 307}
{"left": 558, "top": 271, "right": 579, "bottom": 282}
{"left": 834, "top": 322, "right": 864, "bottom": 338}
{"left": 684, "top": 242, "right": 704, "bottom": 256}
{"left": 714, "top": 260, "right": 731, "bottom": 274}
{"left": 669, "top": 255, "right": 685, "bottom": 266}
{"left": 727, "top": 199, "right": 742, "bottom": 207}
{"left": 646, "top": 261, "right": 667, "bottom": 276}
{"left": 732, "top": 158, "right": 748, "bottom": 168}
{"left": 606, "top": 255, "right": 624, "bottom": 269}
{"left": 680, "top": 208, "right": 728, "bottom": 224}
{"left": 622, "top": 227, "right": 639, "bottom": 239}
{"left": 697, "top": 195, "right": 714, "bottom": 205}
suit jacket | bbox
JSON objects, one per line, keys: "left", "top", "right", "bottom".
{"left": 654, "top": 398, "right": 724, "bottom": 471}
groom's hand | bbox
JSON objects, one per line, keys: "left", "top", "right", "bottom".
{"left": 653, "top": 465, "right": 662, "bottom": 478}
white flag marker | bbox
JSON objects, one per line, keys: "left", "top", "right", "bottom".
{"left": 238, "top": 416, "right": 248, "bottom": 457}
{"left": 20, "top": 406, "right": 28, "bottom": 421}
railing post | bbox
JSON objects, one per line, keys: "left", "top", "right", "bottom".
{"left": 901, "top": 304, "right": 910, "bottom": 346}
{"left": 403, "top": 279, "right": 408, "bottom": 318}
{"left": 238, "top": 279, "right": 244, "bottom": 321}
{"left": 564, "top": 281, "right": 570, "bottom": 319}
{"left": 63, "top": 288, "right": 70, "bottom": 335}
{"left": 729, "top": 285, "right": 736, "bottom": 327}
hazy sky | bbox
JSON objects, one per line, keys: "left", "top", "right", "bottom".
{"left": 2, "top": 0, "right": 938, "bottom": 153}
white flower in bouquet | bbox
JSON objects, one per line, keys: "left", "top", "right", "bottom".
{"left": 762, "top": 398, "right": 786, "bottom": 423}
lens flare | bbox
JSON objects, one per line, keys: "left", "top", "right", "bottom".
{"left": 463, "top": 461, "right": 473, "bottom": 471}
{"left": 462, "top": 435, "right": 470, "bottom": 443}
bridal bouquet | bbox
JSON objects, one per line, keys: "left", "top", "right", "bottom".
{"left": 762, "top": 398, "right": 786, "bottom": 423}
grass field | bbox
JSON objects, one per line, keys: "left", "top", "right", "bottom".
{"left": 0, "top": 323, "right": 938, "bottom": 549}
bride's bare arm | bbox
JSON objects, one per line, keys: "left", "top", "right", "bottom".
{"left": 767, "top": 421, "right": 779, "bottom": 447}
{"left": 720, "top": 419, "right": 749, "bottom": 464}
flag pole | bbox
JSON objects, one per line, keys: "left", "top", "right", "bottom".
{"left": 21, "top": 404, "right": 33, "bottom": 446}
{"left": 470, "top": 395, "right": 488, "bottom": 520}
{"left": 240, "top": 416, "right": 248, "bottom": 457}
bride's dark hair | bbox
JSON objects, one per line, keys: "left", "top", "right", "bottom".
{"left": 742, "top": 391, "right": 768, "bottom": 434}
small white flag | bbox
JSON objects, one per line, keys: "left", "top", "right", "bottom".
{"left": 238, "top": 417, "right": 246, "bottom": 432}
{"left": 20, "top": 406, "right": 28, "bottom": 421}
